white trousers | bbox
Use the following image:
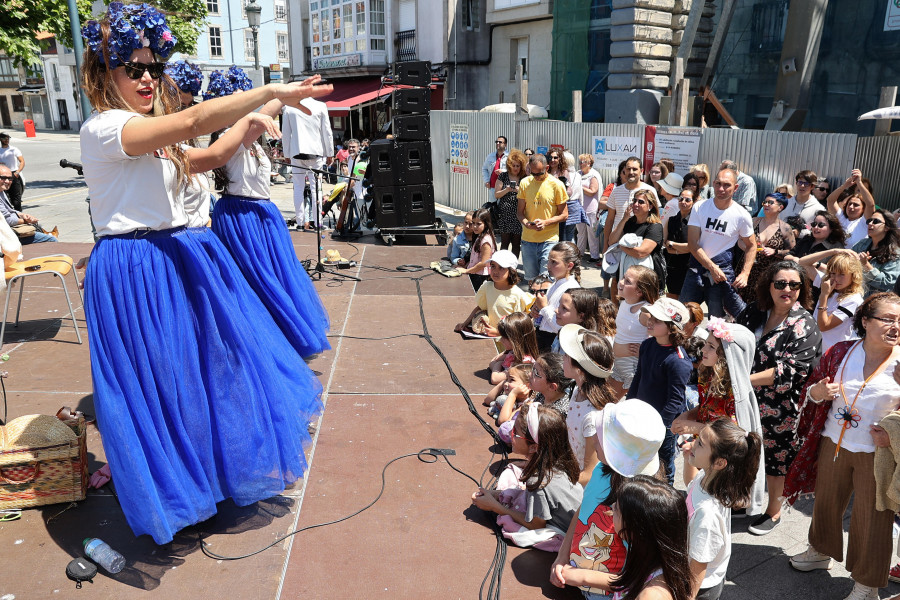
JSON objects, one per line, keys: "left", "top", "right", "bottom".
{"left": 576, "top": 212, "right": 601, "bottom": 259}
{"left": 291, "top": 157, "right": 325, "bottom": 223}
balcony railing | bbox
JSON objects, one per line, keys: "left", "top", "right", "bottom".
{"left": 395, "top": 30, "right": 417, "bottom": 62}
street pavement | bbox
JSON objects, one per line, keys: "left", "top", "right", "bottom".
{"left": 9, "top": 129, "right": 900, "bottom": 599}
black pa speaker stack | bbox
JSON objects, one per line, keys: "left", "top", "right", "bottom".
{"left": 364, "top": 61, "right": 436, "bottom": 232}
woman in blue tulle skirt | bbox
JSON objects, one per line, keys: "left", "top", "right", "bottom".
{"left": 79, "top": 4, "right": 333, "bottom": 544}
{"left": 204, "top": 68, "right": 330, "bottom": 358}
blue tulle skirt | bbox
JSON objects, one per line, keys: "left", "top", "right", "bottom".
{"left": 212, "top": 195, "right": 330, "bottom": 357}
{"left": 84, "top": 226, "right": 323, "bottom": 544}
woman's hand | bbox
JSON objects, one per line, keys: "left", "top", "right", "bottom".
{"left": 762, "top": 247, "right": 776, "bottom": 257}
{"left": 270, "top": 75, "right": 333, "bottom": 105}
{"left": 859, "top": 252, "right": 872, "bottom": 270}
{"left": 808, "top": 377, "right": 840, "bottom": 403}
{"left": 871, "top": 424, "right": 891, "bottom": 448}
{"left": 245, "top": 112, "right": 280, "bottom": 139}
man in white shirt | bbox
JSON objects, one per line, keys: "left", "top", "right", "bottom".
{"left": 781, "top": 170, "right": 826, "bottom": 223}
{"left": 603, "top": 157, "right": 657, "bottom": 252}
{"left": 0, "top": 133, "right": 25, "bottom": 211}
{"left": 720, "top": 159, "right": 756, "bottom": 214}
{"left": 482, "top": 135, "right": 508, "bottom": 202}
{"left": 282, "top": 98, "right": 333, "bottom": 230}
{"left": 0, "top": 165, "right": 56, "bottom": 243}
{"left": 680, "top": 166, "right": 756, "bottom": 318}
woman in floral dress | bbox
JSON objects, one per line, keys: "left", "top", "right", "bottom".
{"left": 494, "top": 149, "right": 527, "bottom": 258}
{"left": 738, "top": 261, "right": 822, "bottom": 536}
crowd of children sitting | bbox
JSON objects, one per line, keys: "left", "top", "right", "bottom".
{"left": 447, "top": 229, "right": 900, "bottom": 600}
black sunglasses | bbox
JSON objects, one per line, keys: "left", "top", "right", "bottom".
{"left": 122, "top": 61, "right": 166, "bottom": 80}
{"left": 867, "top": 218, "right": 885, "bottom": 225}
{"left": 811, "top": 222, "right": 828, "bottom": 228}
{"left": 0, "top": 176, "right": 11, "bottom": 181}
{"left": 529, "top": 288, "right": 548, "bottom": 295}
{"left": 495, "top": 140, "right": 504, "bottom": 144}
{"left": 772, "top": 280, "right": 802, "bottom": 290}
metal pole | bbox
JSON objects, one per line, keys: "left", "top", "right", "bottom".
{"left": 66, "top": 0, "right": 92, "bottom": 121}
{"left": 252, "top": 28, "right": 260, "bottom": 70}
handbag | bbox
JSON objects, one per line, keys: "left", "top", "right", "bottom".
{"left": 11, "top": 224, "right": 35, "bottom": 239}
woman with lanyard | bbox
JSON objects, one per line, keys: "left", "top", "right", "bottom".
{"left": 79, "top": 3, "right": 331, "bottom": 544}
{"left": 785, "top": 292, "right": 900, "bottom": 600}
{"left": 736, "top": 261, "right": 822, "bottom": 536}
{"left": 204, "top": 66, "right": 331, "bottom": 358}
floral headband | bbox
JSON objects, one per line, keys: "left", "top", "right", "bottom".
{"left": 165, "top": 60, "right": 203, "bottom": 95}
{"left": 203, "top": 66, "right": 253, "bottom": 100}
{"left": 82, "top": 3, "right": 177, "bottom": 69}
{"left": 706, "top": 317, "right": 734, "bottom": 343}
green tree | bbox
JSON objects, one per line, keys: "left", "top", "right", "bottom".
{"left": 0, "top": 0, "right": 207, "bottom": 66}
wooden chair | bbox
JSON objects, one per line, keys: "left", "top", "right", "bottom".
{"left": 2, "top": 254, "right": 83, "bottom": 347}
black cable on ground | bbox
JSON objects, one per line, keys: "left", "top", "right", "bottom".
{"left": 199, "top": 448, "right": 476, "bottom": 561}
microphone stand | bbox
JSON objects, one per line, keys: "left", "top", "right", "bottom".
{"left": 287, "top": 163, "right": 360, "bottom": 282}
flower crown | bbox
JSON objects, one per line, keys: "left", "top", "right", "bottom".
{"left": 165, "top": 60, "right": 203, "bottom": 95}
{"left": 203, "top": 66, "right": 253, "bottom": 100}
{"left": 82, "top": 3, "right": 177, "bottom": 69}
{"left": 706, "top": 317, "right": 734, "bottom": 343}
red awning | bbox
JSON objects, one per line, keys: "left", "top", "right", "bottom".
{"left": 320, "top": 78, "right": 392, "bottom": 112}
{"left": 319, "top": 77, "right": 442, "bottom": 114}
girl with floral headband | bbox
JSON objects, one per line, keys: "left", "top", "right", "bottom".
{"left": 164, "top": 59, "right": 202, "bottom": 108}
{"left": 79, "top": 3, "right": 331, "bottom": 544}
{"left": 672, "top": 319, "right": 767, "bottom": 507}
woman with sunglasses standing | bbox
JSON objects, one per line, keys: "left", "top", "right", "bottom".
{"left": 850, "top": 209, "right": 900, "bottom": 297}
{"left": 663, "top": 188, "right": 696, "bottom": 299}
{"left": 78, "top": 4, "right": 331, "bottom": 544}
{"left": 785, "top": 292, "right": 900, "bottom": 600}
{"left": 737, "top": 261, "right": 822, "bottom": 536}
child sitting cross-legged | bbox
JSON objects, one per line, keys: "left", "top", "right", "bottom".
{"left": 472, "top": 403, "right": 584, "bottom": 552}
{"left": 496, "top": 352, "right": 573, "bottom": 444}
{"left": 485, "top": 363, "right": 532, "bottom": 420}
{"left": 455, "top": 250, "right": 534, "bottom": 339}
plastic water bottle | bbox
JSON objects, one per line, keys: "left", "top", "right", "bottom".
{"left": 83, "top": 537, "right": 125, "bottom": 573}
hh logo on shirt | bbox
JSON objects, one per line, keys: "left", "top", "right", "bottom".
{"left": 705, "top": 217, "right": 728, "bottom": 233}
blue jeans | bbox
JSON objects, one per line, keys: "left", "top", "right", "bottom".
{"left": 560, "top": 223, "right": 577, "bottom": 243}
{"left": 659, "top": 428, "right": 678, "bottom": 486}
{"left": 521, "top": 240, "right": 554, "bottom": 281}
{"left": 679, "top": 250, "right": 746, "bottom": 318}
{"left": 21, "top": 232, "right": 58, "bottom": 244}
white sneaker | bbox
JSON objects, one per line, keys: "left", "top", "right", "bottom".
{"left": 842, "top": 581, "right": 880, "bottom": 600}
{"left": 789, "top": 545, "right": 833, "bottom": 571}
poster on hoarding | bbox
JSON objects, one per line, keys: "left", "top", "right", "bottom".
{"left": 591, "top": 136, "right": 642, "bottom": 171}
{"left": 644, "top": 126, "right": 701, "bottom": 175}
{"left": 886, "top": 0, "right": 900, "bottom": 30}
{"left": 450, "top": 124, "right": 470, "bottom": 175}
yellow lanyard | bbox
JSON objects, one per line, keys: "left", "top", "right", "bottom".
{"left": 833, "top": 342, "right": 893, "bottom": 461}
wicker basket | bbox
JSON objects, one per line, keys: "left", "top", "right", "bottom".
{"left": 0, "top": 413, "right": 88, "bottom": 509}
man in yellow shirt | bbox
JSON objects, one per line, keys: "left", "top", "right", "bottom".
{"left": 516, "top": 154, "right": 568, "bottom": 279}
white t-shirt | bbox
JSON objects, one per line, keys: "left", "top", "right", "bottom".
{"left": 566, "top": 390, "right": 601, "bottom": 470}
{"left": 687, "top": 199, "right": 753, "bottom": 260}
{"left": 224, "top": 141, "right": 272, "bottom": 199}
{"left": 609, "top": 182, "right": 657, "bottom": 232}
{"left": 0, "top": 146, "right": 22, "bottom": 171}
{"left": 837, "top": 208, "right": 868, "bottom": 248}
{"left": 183, "top": 172, "right": 212, "bottom": 228}
{"left": 687, "top": 472, "right": 730, "bottom": 590}
{"left": 580, "top": 169, "right": 602, "bottom": 215}
{"left": 80, "top": 109, "right": 188, "bottom": 236}
{"left": 813, "top": 275, "right": 862, "bottom": 349}
{"left": 614, "top": 300, "right": 649, "bottom": 345}
{"left": 822, "top": 342, "right": 900, "bottom": 453}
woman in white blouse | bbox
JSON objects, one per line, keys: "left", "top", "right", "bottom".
{"left": 79, "top": 5, "right": 330, "bottom": 545}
